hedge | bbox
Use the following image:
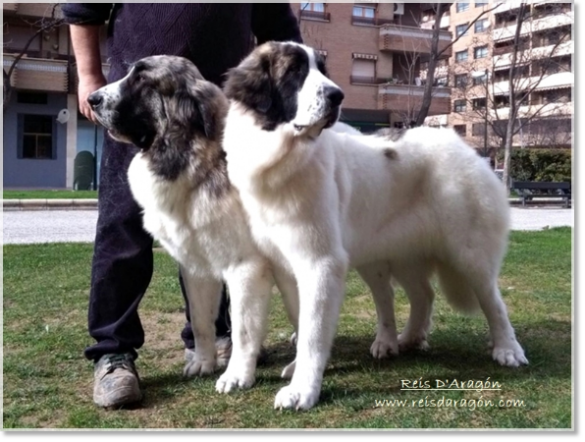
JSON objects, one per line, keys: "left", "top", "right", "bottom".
{"left": 499, "top": 148, "right": 572, "bottom": 183}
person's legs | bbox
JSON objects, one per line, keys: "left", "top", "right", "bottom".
{"left": 85, "top": 137, "right": 153, "bottom": 363}
{"left": 180, "top": 273, "right": 232, "bottom": 347}
{"left": 86, "top": 137, "right": 152, "bottom": 407}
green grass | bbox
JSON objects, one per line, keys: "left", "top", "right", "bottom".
{"left": 3, "top": 228, "right": 572, "bottom": 429}
{"left": 3, "top": 190, "right": 98, "bottom": 200}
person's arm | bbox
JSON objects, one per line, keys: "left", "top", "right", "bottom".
{"left": 251, "top": 3, "right": 303, "bottom": 45}
{"left": 62, "top": 4, "right": 113, "bottom": 122}
{"left": 69, "top": 25, "right": 106, "bottom": 123}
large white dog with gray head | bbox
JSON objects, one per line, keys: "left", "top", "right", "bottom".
{"left": 222, "top": 42, "right": 527, "bottom": 410}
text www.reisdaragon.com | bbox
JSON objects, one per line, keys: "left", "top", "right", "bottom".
{"left": 374, "top": 397, "right": 526, "bottom": 410}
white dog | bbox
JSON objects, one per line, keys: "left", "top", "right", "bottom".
{"left": 222, "top": 42, "right": 528, "bottom": 410}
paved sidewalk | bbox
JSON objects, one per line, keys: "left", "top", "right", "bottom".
{"left": 2, "top": 206, "right": 573, "bottom": 245}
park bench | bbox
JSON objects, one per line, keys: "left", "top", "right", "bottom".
{"left": 511, "top": 181, "right": 571, "bottom": 208}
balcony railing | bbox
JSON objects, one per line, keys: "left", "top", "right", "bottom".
{"left": 351, "top": 16, "right": 394, "bottom": 26}
{"left": 350, "top": 76, "right": 386, "bottom": 85}
{"left": 3, "top": 55, "right": 68, "bottom": 92}
{"left": 378, "top": 84, "right": 451, "bottom": 116}
{"left": 380, "top": 25, "right": 452, "bottom": 56}
{"left": 3, "top": 3, "right": 18, "bottom": 13}
{"left": 299, "top": 10, "right": 330, "bottom": 21}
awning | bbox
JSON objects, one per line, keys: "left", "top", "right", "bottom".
{"left": 352, "top": 53, "right": 378, "bottom": 61}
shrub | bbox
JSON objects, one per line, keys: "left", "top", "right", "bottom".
{"left": 498, "top": 148, "right": 572, "bottom": 183}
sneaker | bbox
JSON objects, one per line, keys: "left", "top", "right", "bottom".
{"left": 93, "top": 353, "right": 142, "bottom": 408}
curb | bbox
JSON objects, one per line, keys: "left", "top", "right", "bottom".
{"left": 2, "top": 199, "right": 98, "bottom": 211}
{"left": 1, "top": 198, "right": 571, "bottom": 210}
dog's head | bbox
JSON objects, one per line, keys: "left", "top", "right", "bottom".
{"left": 224, "top": 42, "right": 344, "bottom": 136}
{"left": 88, "top": 56, "right": 227, "bottom": 179}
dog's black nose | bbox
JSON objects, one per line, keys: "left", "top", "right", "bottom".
{"left": 325, "top": 87, "right": 344, "bottom": 107}
{"left": 87, "top": 92, "right": 103, "bottom": 109}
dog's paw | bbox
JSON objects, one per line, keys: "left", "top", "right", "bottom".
{"left": 215, "top": 370, "right": 255, "bottom": 393}
{"left": 398, "top": 333, "right": 430, "bottom": 352}
{"left": 274, "top": 384, "right": 320, "bottom": 411}
{"left": 492, "top": 342, "right": 528, "bottom": 367}
{"left": 183, "top": 357, "right": 216, "bottom": 378}
{"left": 281, "top": 360, "right": 296, "bottom": 379}
{"left": 370, "top": 336, "right": 399, "bottom": 359}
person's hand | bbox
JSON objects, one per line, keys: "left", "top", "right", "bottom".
{"left": 78, "top": 72, "right": 107, "bottom": 124}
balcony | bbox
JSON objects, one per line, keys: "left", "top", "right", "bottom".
{"left": 3, "top": 3, "right": 18, "bottom": 13}
{"left": 350, "top": 76, "right": 386, "bottom": 85}
{"left": 351, "top": 16, "right": 394, "bottom": 26}
{"left": 493, "top": 72, "right": 573, "bottom": 96}
{"left": 3, "top": 55, "right": 68, "bottom": 92}
{"left": 494, "top": 41, "right": 573, "bottom": 68}
{"left": 378, "top": 84, "right": 451, "bottom": 116}
{"left": 380, "top": 25, "right": 452, "bottom": 57}
{"left": 493, "top": 11, "right": 573, "bottom": 42}
{"left": 299, "top": 10, "right": 330, "bottom": 22}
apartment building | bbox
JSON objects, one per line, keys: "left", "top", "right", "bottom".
{"left": 426, "top": 1, "right": 573, "bottom": 158}
{"left": 3, "top": 3, "right": 110, "bottom": 189}
{"left": 3, "top": 2, "right": 456, "bottom": 189}
{"left": 292, "top": 2, "right": 452, "bottom": 132}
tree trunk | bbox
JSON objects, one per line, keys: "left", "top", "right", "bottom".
{"left": 3, "top": 69, "right": 12, "bottom": 113}
{"left": 415, "top": 3, "right": 444, "bottom": 126}
{"left": 502, "top": 2, "right": 527, "bottom": 194}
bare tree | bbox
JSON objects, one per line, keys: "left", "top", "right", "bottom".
{"left": 415, "top": 2, "right": 502, "bottom": 126}
{"left": 452, "top": 2, "right": 573, "bottom": 188}
{"left": 3, "top": 3, "right": 64, "bottom": 112}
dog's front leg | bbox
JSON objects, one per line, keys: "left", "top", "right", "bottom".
{"left": 274, "top": 255, "right": 348, "bottom": 411}
{"left": 182, "top": 269, "right": 223, "bottom": 377}
{"left": 273, "top": 265, "right": 299, "bottom": 379}
{"left": 216, "top": 260, "right": 273, "bottom": 393}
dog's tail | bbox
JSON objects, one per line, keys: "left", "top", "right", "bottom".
{"left": 435, "top": 261, "right": 481, "bottom": 314}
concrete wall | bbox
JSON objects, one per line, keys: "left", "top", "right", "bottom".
{"left": 3, "top": 92, "right": 68, "bottom": 188}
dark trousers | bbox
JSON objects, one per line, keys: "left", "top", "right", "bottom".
{"left": 84, "top": 136, "right": 231, "bottom": 362}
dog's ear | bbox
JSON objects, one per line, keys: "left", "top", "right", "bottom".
{"left": 224, "top": 51, "right": 273, "bottom": 114}
{"left": 173, "top": 91, "right": 215, "bottom": 140}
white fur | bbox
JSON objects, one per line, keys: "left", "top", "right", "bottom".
{"left": 128, "top": 154, "right": 275, "bottom": 391}
{"left": 223, "top": 46, "right": 527, "bottom": 410}
{"left": 292, "top": 44, "right": 340, "bottom": 129}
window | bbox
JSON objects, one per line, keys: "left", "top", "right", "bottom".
{"left": 301, "top": 2, "right": 324, "bottom": 12}
{"left": 474, "top": 45, "right": 488, "bottom": 59}
{"left": 472, "top": 98, "right": 487, "bottom": 109}
{"left": 475, "top": 1, "right": 488, "bottom": 7}
{"left": 435, "top": 76, "right": 449, "bottom": 87}
{"left": 473, "top": 72, "right": 488, "bottom": 85}
{"left": 353, "top": 5, "right": 375, "bottom": 18}
{"left": 300, "top": 3, "right": 329, "bottom": 20}
{"left": 455, "top": 74, "right": 468, "bottom": 88}
{"left": 472, "top": 122, "right": 486, "bottom": 136}
{"left": 350, "top": 58, "right": 376, "bottom": 84}
{"left": 20, "top": 115, "right": 54, "bottom": 159}
{"left": 474, "top": 18, "right": 489, "bottom": 33}
{"left": 454, "top": 124, "right": 467, "bottom": 136}
{"left": 17, "top": 92, "right": 48, "bottom": 105}
{"left": 352, "top": 5, "right": 377, "bottom": 25}
{"left": 455, "top": 50, "right": 468, "bottom": 62}
{"left": 456, "top": 23, "right": 469, "bottom": 37}
{"left": 454, "top": 99, "right": 467, "bottom": 112}
{"left": 456, "top": 2, "right": 470, "bottom": 13}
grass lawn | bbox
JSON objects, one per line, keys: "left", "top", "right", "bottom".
{"left": 3, "top": 190, "right": 98, "bottom": 200}
{"left": 2, "top": 228, "right": 572, "bottom": 429}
